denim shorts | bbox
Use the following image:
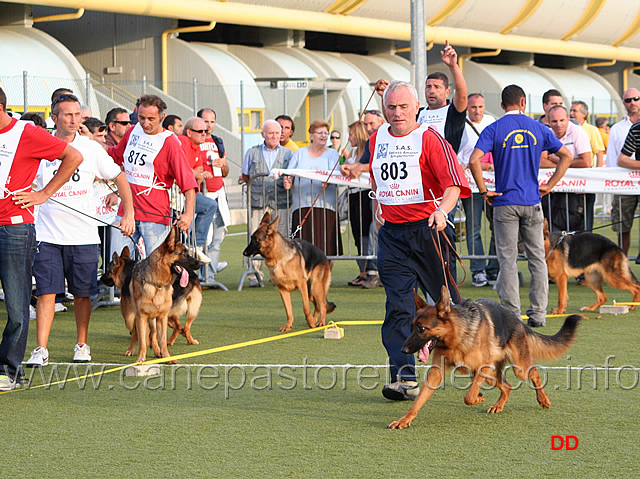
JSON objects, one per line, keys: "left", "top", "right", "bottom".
{"left": 33, "top": 242, "right": 99, "bottom": 297}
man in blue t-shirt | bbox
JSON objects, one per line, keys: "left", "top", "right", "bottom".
{"left": 469, "top": 84, "right": 572, "bottom": 327}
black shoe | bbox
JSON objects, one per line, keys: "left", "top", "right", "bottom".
{"left": 528, "top": 319, "right": 546, "bottom": 328}
{"left": 382, "top": 381, "right": 420, "bottom": 401}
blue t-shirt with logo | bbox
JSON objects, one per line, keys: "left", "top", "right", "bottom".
{"left": 475, "top": 112, "right": 563, "bottom": 207}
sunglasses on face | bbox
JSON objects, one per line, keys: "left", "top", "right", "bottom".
{"left": 189, "top": 129, "right": 207, "bottom": 134}
{"left": 624, "top": 96, "right": 640, "bottom": 103}
{"left": 51, "top": 94, "right": 79, "bottom": 110}
{"left": 330, "top": 136, "right": 340, "bottom": 140}
{"left": 113, "top": 120, "right": 131, "bottom": 125}
{"left": 365, "top": 109, "right": 384, "bottom": 118}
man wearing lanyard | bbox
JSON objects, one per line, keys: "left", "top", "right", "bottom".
{"left": 370, "top": 80, "right": 470, "bottom": 401}
{"left": 108, "top": 94, "right": 197, "bottom": 256}
{"left": 0, "top": 87, "right": 83, "bottom": 390}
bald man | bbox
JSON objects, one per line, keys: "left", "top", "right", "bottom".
{"left": 607, "top": 88, "right": 640, "bottom": 254}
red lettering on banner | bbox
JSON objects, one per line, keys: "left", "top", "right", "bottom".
{"left": 605, "top": 180, "right": 635, "bottom": 188}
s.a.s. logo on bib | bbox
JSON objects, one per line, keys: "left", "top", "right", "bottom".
{"left": 129, "top": 134, "right": 139, "bottom": 147}
{"left": 377, "top": 143, "right": 388, "bottom": 159}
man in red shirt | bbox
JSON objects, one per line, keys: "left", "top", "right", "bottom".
{"left": 178, "top": 117, "right": 218, "bottom": 264}
{"left": 0, "top": 87, "right": 83, "bottom": 390}
{"left": 108, "top": 95, "right": 196, "bottom": 257}
{"left": 370, "top": 80, "right": 470, "bottom": 401}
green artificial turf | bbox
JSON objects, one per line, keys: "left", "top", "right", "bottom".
{"left": 2, "top": 224, "right": 639, "bottom": 477}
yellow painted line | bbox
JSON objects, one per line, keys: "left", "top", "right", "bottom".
{"left": 560, "top": 0, "right": 606, "bottom": 41}
{"left": 499, "top": 0, "right": 544, "bottom": 35}
{"left": 427, "top": 0, "right": 466, "bottom": 27}
{"left": 613, "top": 10, "right": 640, "bottom": 47}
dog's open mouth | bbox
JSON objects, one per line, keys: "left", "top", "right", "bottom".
{"left": 417, "top": 339, "right": 438, "bottom": 364}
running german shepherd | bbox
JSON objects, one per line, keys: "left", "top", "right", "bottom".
{"left": 243, "top": 211, "right": 336, "bottom": 331}
{"left": 544, "top": 220, "right": 640, "bottom": 314}
{"left": 101, "top": 244, "right": 203, "bottom": 358}
{"left": 388, "top": 286, "right": 581, "bottom": 429}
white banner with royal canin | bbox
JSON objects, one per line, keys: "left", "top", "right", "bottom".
{"left": 271, "top": 167, "right": 640, "bottom": 195}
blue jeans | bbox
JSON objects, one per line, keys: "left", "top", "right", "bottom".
{"left": 462, "top": 193, "right": 499, "bottom": 277}
{"left": 0, "top": 224, "right": 36, "bottom": 379}
{"left": 194, "top": 193, "right": 217, "bottom": 248}
{"left": 111, "top": 218, "right": 171, "bottom": 259}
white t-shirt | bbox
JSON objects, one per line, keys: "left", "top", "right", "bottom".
{"left": 559, "top": 121, "right": 591, "bottom": 160}
{"left": 36, "top": 133, "right": 122, "bottom": 245}
{"left": 457, "top": 114, "right": 495, "bottom": 166}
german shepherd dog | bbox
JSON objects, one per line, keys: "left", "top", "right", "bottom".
{"left": 388, "top": 286, "right": 581, "bottom": 429}
{"left": 544, "top": 221, "right": 640, "bottom": 314}
{"left": 101, "top": 244, "right": 203, "bottom": 358}
{"left": 243, "top": 211, "right": 336, "bottom": 331}
{"left": 118, "top": 228, "right": 200, "bottom": 363}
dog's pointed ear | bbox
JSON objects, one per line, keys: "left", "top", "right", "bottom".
{"left": 413, "top": 289, "right": 427, "bottom": 310}
{"left": 261, "top": 211, "right": 271, "bottom": 225}
{"left": 112, "top": 251, "right": 119, "bottom": 262}
{"left": 165, "top": 226, "right": 178, "bottom": 252}
{"left": 121, "top": 246, "right": 130, "bottom": 259}
{"left": 437, "top": 285, "right": 451, "bottom": 319}
{"left": 268, "top": 215, "right": 281, "bottom": 233}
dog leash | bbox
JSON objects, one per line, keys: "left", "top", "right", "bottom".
{"left": 289, "top": 88, "right": 378, "bottom": 240}
{"left": 430, "top": 226, "right": 466, "bottom": 303}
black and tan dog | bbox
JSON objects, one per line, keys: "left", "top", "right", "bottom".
{"left": 544, "top": 221, "right": 640, "bottom": 314}
{"left": 101, "top": 229, "right": 202, "bottom": 362}
{"left": 388, "top": 286, "right": 581, "bottom": 429}
{"left": 243, "top": 211, "right": 336, "bottom": 331}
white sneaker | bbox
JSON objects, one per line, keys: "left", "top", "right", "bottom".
{"left": 193, "top": 247, "right": 212, "bottom": 264}
{"left": 0, "top": 374, "right": 17, "bottom": 391}
{"left": 73, "top": 343, "right": 92, "bottom": 363}
{"left": 54, "top": 303, "right": 67, "bottom": 313}
{"left": 29, "top": 305, "right": 37, "bottom": 320}
{"left": 472, "top": 273, "right": 488, "bottom": 287}
{"left": 25, "top": 347, "right": 49, "bottom": 367}
{"left": 216, "top": 261, "right": 228, "bottom": 273}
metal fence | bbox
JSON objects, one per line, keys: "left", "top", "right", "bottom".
{"left": 240, "top": 172, "right": 640, "bottom": 290}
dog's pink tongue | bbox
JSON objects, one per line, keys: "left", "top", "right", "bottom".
{"left": 177, "top": 266, "right": 189, "bottom": 287}
{"left": 417, "top": 340, "right": 432, "bottom": 364}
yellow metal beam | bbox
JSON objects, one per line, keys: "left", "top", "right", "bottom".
{"left": 458, "top": 49, "right": 501, "bottom": 74}
{"left": 326, "top": 0, "right": 368, "bottom": 15}
{"left": 623, "top": 65, "right": 640, "bottom": 92}
{"left": 161, "top": 21, "right": 216, "bottom": 93}
{"left": 561, "top": 0, "right": 606, "bottom": 41}
{"left": 613, "top": 10, "right": 640, "bottom": 47}
{"left": 10, "top": 0, "right": 640, "bottom": 62}
{"left": 500, "top": 0, "right": 543, "bottom": 35}
{"left": 341, "top": 0, "right": 368, "bottom": 16}
{"left": 33, "top": 7, "right": 83, "bottom": 22}
{"left": 427, "top": 0, "right": 466, "bottom": 27}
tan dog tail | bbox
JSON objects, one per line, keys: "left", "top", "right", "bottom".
{"left": 526, "top": 314, "right": 582, "bottom": 361}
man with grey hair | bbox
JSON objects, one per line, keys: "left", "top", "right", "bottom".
{"left": 178, "top": 116, "right": 218, "bottom": 264}
{"left": 241, "top": 119, "right": 292, "bottom": 284}
{"left": 370, "top": 80, "right": 470, "bottom": 401}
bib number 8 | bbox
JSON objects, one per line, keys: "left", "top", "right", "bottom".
{"left": 380, "top": 161, "right": 408, "bottom": 181}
